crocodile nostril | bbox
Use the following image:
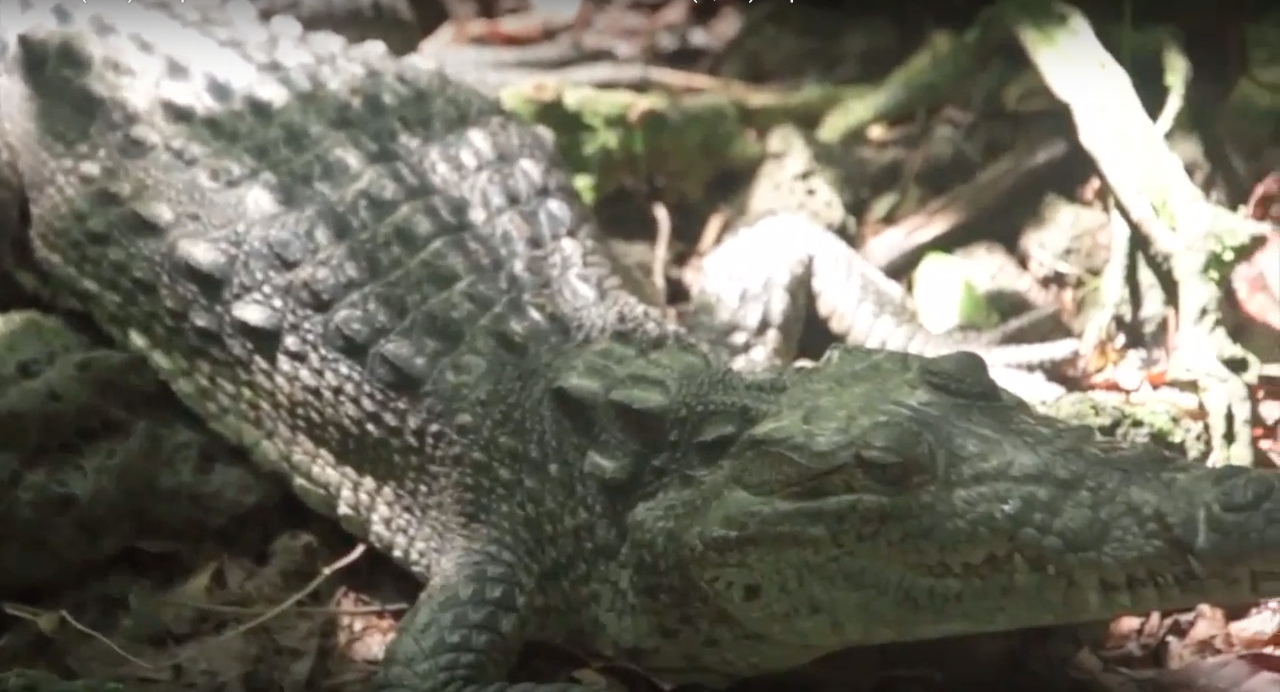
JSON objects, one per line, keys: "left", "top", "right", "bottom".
{"left": 1215, "top": 473, "right": 1277, "bottom": 513}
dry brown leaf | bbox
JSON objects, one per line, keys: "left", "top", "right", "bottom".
{"left": 1231, "top": 232, "right": 1280, "bottom": 332}
{"left": 331, "top": 587, "right": 397, "bottom": 664}
{"left": 1154, "top": 652, "right": 1280, "bottom": 692}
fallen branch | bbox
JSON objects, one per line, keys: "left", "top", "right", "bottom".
{"left": 1006, "top": 0, "right": 1270, "bottom": 466}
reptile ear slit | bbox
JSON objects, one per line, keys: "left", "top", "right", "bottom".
{"left": 606, "top": 384, "right": 671, "bottom": 413}
{"left": 550, "top": 371, "right": 605, "bottom": 403}
{"left": 583, "top": 448, "right": 635, "bottom": 486}
{"left": 691, "top": 413, "right": 745, "bottom": 450}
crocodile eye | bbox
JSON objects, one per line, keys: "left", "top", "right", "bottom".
{"left": 855, "top": 448, "right": 920, "bottom": 488}
{"left": 854, "top": 419, "right": 936, "bottom": 489}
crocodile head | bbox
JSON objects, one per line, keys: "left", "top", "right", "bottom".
{"left": 608, "top": 345, "right": 1280, "bottom": 682}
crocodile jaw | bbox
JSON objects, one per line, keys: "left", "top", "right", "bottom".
{"left": 602, "top": 348, "right": 1280, "bottom": 681}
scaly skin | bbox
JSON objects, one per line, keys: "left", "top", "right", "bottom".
{"left": 689, "top": 125, "right": 1082, "bottom": 377}
{"left": 3, "top": 3, "right": 1280, "bottom": 692}
{"left": 0, "top": 311, "right": 275, "bottom": 592}
{"left": 253, "top": 0, "right": 426, "bottom": 54}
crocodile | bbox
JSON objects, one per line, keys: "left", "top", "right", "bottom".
{"left": 255, "top": 0, "right": 658, "bottom": 94}
{"left": 252, "top": 0, "right": 430, "bottom": 54}
{"left": 4, "top": 3, "right": 1280, "bottom": 692}
{"left": 0, "top": 310, "right": 278, "bottom": 592}
{"left": 686, "top": 125, "right": 1082, "bottom": 393}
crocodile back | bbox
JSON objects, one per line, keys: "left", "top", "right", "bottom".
{"left": 0, "top": 1, "right": 677, "bottom": 558}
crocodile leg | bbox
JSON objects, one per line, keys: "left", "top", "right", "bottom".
{"left": 377, "top": 556, "right": 571, "bottom": 692}
{"left": 688, "top": 213, "right": 1075, "bottom": 401}
{"left": 690, "top": 124, "right": 1080, "bottom": 399}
